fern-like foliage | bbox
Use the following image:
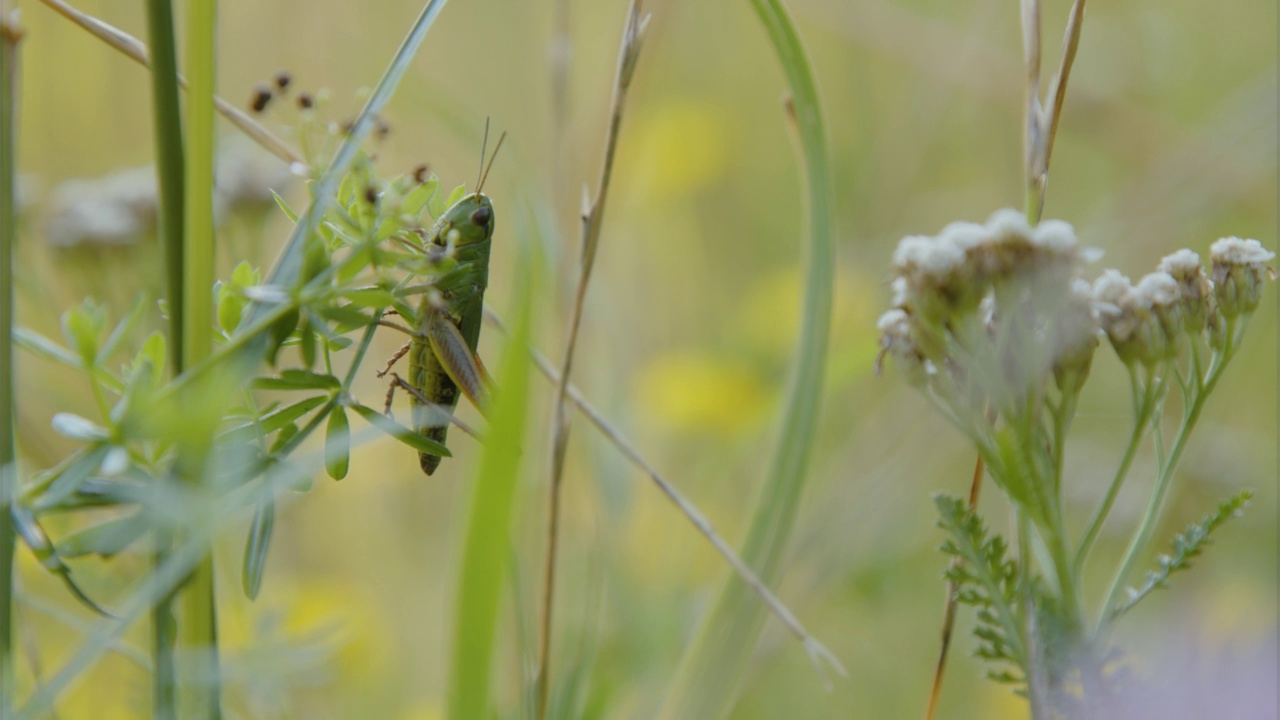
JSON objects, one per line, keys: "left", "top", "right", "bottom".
{"left": 934, "top": 494, "right": 1027, "bottom": 685}
{"left": 1110, "top": 490, "right": 1253, "bottom": 620}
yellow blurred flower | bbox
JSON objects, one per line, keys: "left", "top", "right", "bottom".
{"left": 278, "top": 579, "right": 393, "bottom": 683}
{"left": 397, "top": 702, "right": 444, "bottom": 720}
{"left": 633, "top": 350, "right": 770, "bottom": 435}
{"left": 979, "top": 680, "right": 1030, "bottom": 720}
{"left": 1201, "top": 575, "right": 1272, "bottom": 642}
{"left": 626, "top": 100, "right": 729, "bottom": 199}
{"left": 735, "top": 263, "right": 882, "bottom": 387}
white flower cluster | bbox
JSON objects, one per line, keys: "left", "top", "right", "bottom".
{"left": 879, "top": 210, "right": 1275, "bottom": 399}
{"left": 878, "top": 209, "right": 1100, "bottom": 398}
{"left": 891, "top": 209, "right": 1098, "bottom": 325}
{"left": 1092, "top": 240, "right": 1274, "bottom": 361}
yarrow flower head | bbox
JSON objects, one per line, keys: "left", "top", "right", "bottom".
{"left": 878, "top": 210, "right": 1102, "bottom": 411}
{"left": 1208, "top": 237, "right": 1275, "bottom": 319}
{"left": 1093, "top": 270, "right": 1184, "bottom": 366}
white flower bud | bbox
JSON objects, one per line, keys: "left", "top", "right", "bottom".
{"left": 1157, "top": 249, "right": 1212, "bottom": 333}
{"left": 876, "top": 309, "right": 928, "bottom": 386}
{"left": 1209, "top": 237, "right": 1275, "bottom": 318}
{"left": 1134, "top": 272, "right": 1183, "bottom": 362}
{"left": 1053, "top": 279, "right": 1100, "bottom": 393}
{"left": 891, "top": 234, "right": 980, "bottom": 321}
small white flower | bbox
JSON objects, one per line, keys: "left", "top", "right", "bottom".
{"left": 985, "top": 208, "right": 1032, "bottom": 239}
{"left": 890, "top": 276, "right": 909, "bottom": 308}
{"left": 1031, "top": 219, "right": 1078, "bottom": 254}
{"left": 877, "top": 308, "right": 910, "bottom": 336}
{"left": 939, "top": 221, "right": 989, "bottom": 251}
{"left": 1135, "top": 272, "right": 1180, "bottom": 308}
{"left": 1158, "top": 249, "right": 1203, "bottom": 277}
{"left": 876, "top": 309, "right": 927, "bottom": 386}
{"left": 893, "top": 235, "right": 965, "bottom": 277}
{"left": 1209, "top": 237, "right": 1275, "bottom": 318}
{"left": 1092, "top": 269, "right": 1132, "bottom": 307}
{"left": 1209, "top": 237, "right": 1274, "bottom": 266}
{"left": 1157, "top": 249, "right": 1213, "bottom": 333}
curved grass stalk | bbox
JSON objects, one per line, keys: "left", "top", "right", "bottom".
{"left": 659, "top": 1, "right": 839, "bottom": 715}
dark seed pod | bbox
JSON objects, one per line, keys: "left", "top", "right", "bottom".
{"left": 249, "top": 85, "right": 273, "bottom": 113}
{"left": 297, "top": 92, "right": 314, "bottom": 110}
{"left": 412, "top": 164, "right": 430, "bottom": 184}
{"left": 274, "top": 70, "right": 292, "bottom": 92}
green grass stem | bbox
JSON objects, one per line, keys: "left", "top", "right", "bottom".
{"left": 447, "top": 255, "right": 535, "bottom": 720}
{"left": 179, "top": 0, "right": 221, "bottom": 716}
{"left": 0, "top": 10, "right": 22, "bottom": 718}
{"left": 143, "top": 0, "right": 185, "bottom": 715}
{"left": 659, "top": 1, "right": 836, "bottom": 716}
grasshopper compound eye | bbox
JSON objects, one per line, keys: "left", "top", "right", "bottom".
{"left": 470, "top": 206, "right": 492, "bottom": 227}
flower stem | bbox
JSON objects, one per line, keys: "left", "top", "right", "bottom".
{"left": 1096, "top": 321, "right": 1241, "bottom": 635}
{"left": 1074, "top": 366, "right": 1157, "bottom": 575}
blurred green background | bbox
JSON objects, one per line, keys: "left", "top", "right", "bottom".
{"left": 9, "top": 0, "right": 1276, "bottom": 717}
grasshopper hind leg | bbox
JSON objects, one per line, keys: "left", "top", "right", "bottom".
{"left": 384, "top": 371, "right": 452, "bottom": 476}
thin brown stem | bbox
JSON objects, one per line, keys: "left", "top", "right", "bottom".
{"left": 1041, "top": 0, "right": 1087, "bottom": 175}
{"left": 924, "top": 455, "right": 985, "bottom": 720}
{"left": 538, "top": 4, "right": 649, "bottom": 717}
{"left": 483, "top": 309, "right": 841, "bottom": 680}
{"left": 1020, "top": 0, "right": 1042, "bottom": 195}
{"left": 35, "top": 0, "right": 306, "bottom": 170}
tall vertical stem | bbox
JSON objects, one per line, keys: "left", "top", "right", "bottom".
{"left": 144, "top": 0, "right": 185, "bottom": 715}
{"left": 0, "top": 9, "right": 22, "bottom": 718}
{"left": 180, "top": 0, "right": 220, "bottom": 716}
{"left": 537, "top": 5, "right": 646, "bottom": 718}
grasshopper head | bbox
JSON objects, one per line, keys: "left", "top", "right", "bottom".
{"left": 435, "top": 192, "right": 494, "bottom": 247}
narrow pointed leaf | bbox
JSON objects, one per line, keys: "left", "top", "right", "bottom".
{"left": 242, "top": 499, "right": 275, "bottom": 600}
{"left": 324, "top": 406, "right": 350, "bottom": 480}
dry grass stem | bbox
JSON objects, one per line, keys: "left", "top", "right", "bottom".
{"left": 536, "top": 3, "right": 649, "bottom": 718}
{"left": 923, "top": 455, "right": 984, "bottom": 720}
{"left": 1020, "top": 0, "right": 1088, "bottom": 220}
{"left": 1041, "top": 0, "right": 1087, "bottom": 175}
{"left": 484, "top": 308, "right": 844, "bottom": 681}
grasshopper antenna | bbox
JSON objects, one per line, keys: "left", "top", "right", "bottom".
{"left": 474, "top": 116, "right": 491, "bottom": 192}
{"left": 476, "top": 130, "right": 507, "bottom": 194}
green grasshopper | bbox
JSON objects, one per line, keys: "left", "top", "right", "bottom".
{"left": 379, "top": 131, "right": 505, "bottom": 475}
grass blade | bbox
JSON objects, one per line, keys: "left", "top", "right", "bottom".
{"left": 447, "top": 253, "right": 535, "bottom": 720}
{"left": 537, "top": 4, "right": 648, "bottom": 716}
{"left": 659, "top": 0, "right": 838, "bottom": 715}
{"left": 0, "top": 10, "right": 23, "bottom": 715}
{"left": 178, "top": 0, "right": 222, "bottom": 715}
{"left": 142, "top": 0, "right": 185, "bottom": 714}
